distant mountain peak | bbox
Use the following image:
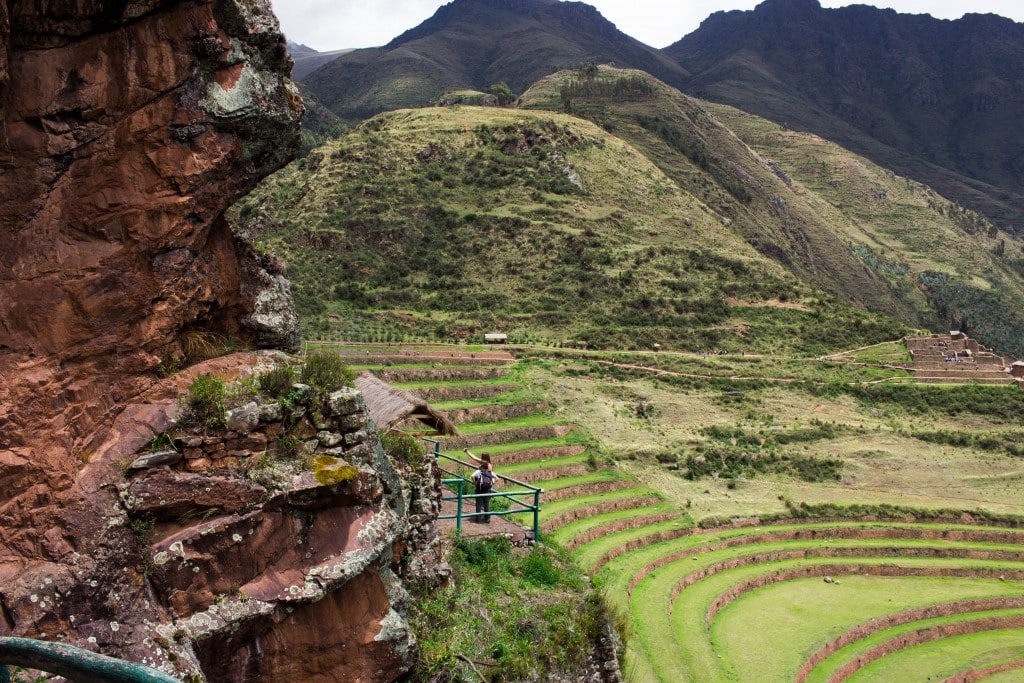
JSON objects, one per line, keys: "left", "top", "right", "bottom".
{"left": 307, "top": 0, "right": 688, "bottom": 120}
{"left": 286, "top": 41, "right": 318, "bottom": 55}
{"left": 387, "top": 0, "right": 607, "bottom": 49}
{"left": 756, "top": 0, "right": 821, "bottom": 11}
{"left": 667, "top": 0, "right": 1024, "bottom": 231}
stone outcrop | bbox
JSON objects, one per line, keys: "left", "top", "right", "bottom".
{"left": 0, "top": 2, "right": 441, "bottom": 681}
{"left": 117, "top": 357, "right": 443, "bottom": 681}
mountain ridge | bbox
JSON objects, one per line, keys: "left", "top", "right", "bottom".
{"left": 295, "top": 0, "right": 1024, "bottom": 231}
{"left": 301, "top": 0, "right": 688, "bottom": 121}
{"left": 666, "top": 0, "right": 1024, "bottom": 231}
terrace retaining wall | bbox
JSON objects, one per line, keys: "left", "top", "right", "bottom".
{"left": 826, "top": 614, "right": 1024, "bottom": 682}
{"left": 491, "top": 445, "right": 586, "bottom": 465}
{"left": 625, "top": 525, "right": 1024, "bottom": 594}
{"left": 796, "top": 598, "right": 1024, "bottom": 682}
{"left": 565, "top": 513, "right": 681, "bottom": 552}
{"left": 942, "top": 658, "right": 1024, "bottom": 682}
{"left": 542, "top": 497, "right": 661, "bottom": 533}
{"left": 702, "top": 565, "right": 1024, "bottom": 625}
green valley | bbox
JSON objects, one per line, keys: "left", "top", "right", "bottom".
{"left": 232, "top": 53, "right": 1024, "bottom": 683}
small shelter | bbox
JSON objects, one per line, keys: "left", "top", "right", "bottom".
{"left": 484, "top": 333, "right": 508, "bottom": 344}
{"left": 355, "top": 373, "right": 459, "bottom": 436}
{"left": 1011, "top": 361, "right": 1024, "bottom": 379}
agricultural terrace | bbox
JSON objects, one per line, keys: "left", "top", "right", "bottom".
{"left": 316, "top": 341, "right": 1024, "bottom": 682}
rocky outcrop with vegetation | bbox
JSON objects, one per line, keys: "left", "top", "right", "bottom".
{"left": 114, "top": 353, "right": 444, "bottom": 681}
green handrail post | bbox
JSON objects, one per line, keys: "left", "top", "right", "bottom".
{"left": 455, "top": 479, "right": 464, "bottom": 534}
{"left": 533, "top": 489, "right": 541, "bottom": 542}
{"left": 0, "top": 637, "right": 181, "bottom": 683}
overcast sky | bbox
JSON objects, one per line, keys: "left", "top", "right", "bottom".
{"left": 271, "top": 0, "right": 1024, "bottom": 52}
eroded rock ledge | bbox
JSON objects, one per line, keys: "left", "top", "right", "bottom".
{"left": 117, "top": 355, "right": 444, "bottom": 681}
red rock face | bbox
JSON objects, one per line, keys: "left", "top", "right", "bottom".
{"left": 0, "top": 2, "right": 298, "bottom": 515}
{"left": 0, "top": 2, "right": 432, "bottom": 681}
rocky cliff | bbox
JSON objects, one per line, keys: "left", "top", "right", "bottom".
{"left": 0, "top": 2, "right": 438, "bottom": 680}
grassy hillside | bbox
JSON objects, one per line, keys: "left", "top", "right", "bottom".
{"left": 706, "top": 101, "right": 1024, "bottom": 356}
{"left": 234, "top": 65, "right": 1024, "bottom": 357}
{"left": 517, "top": 66, "right": 1024, "bottom": 356}
{"left": 232, "top": 104, "right": 907, "bottom": 355}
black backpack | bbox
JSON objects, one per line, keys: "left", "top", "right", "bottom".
{"left": 476, "top": 469, "right": 495, "bottom": 493}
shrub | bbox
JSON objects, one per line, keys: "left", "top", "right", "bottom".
{"left": 300, "top": 351, "right": 355, "bottom": 398}
{"left": 520, "top": 549, "right": 561, "bottom": 587}
{"left": 381, "top": 432, "right": 424, "bottom": 468}
{"left": 258, "top": 365, "right": 296, "bottom": 398}
{"left": 185, "top": 374, "right": 226, "bottom": 428}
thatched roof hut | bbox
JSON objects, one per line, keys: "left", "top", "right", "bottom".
{"left": 355, "top": 373, "right": 459, "bottom": 436}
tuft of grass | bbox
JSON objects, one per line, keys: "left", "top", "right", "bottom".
{"left": 381, "top": 432, "right": 425, "bottom": 468}
{"left": 300, "top": 351, "right": 355, "bottom": 399}
{"left": 408, "top": 537, "right": 618, "bottom": 680}
{"left": 180, "top": 330, "right": 242, "bottom": 365}
{"left": 183, "top": 374, "right": 226, "bottom": 429}
{"left": 257, "top": 365, "right": 296, "bottom": 399}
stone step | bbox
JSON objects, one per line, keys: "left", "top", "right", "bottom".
{"left": 489, "top": 445, "right": 587, "bottom": 466}
{"left": 510, "top": 464, "right": 590, "bottom": 483}
{"left": 542, "top": 479, "right": 634, "bottom": 503}
{"left": 564, "top": 512, "right": 681, "bottom": 551}
{"left": 542, "top": 496, "right": 662, "bottom": 533}
{"left": 443, "top": 424, "right": 575, "bottom": 449}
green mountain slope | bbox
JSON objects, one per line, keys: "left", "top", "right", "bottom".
{"left": 517, "top": 66, "right": 1024, "bottom": 356}
{"left": 666, "top": 0, "right": 1024, "bottom": 231}
{"left": 300, "top": 0, "right": 688, "bottom": 121}
{"left": 233, "top": 67, "right": 1024, "bottom": 356}
{"left": 231, "top": 105, "right": 904, "bottom": 354}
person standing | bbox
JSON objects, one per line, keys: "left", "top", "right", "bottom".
{"left": 471, "top": 461, "right": 497, "bottom": 523}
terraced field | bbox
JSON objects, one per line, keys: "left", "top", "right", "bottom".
{"left": 322, "top": 343, "right": 1024, "bottom": 682}
{"left": 581, "top": 520, "right": 1024, "bottom": 681}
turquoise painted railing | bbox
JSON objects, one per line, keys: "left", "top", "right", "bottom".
{"left": 424, "top": 439, "right": 543, "bottom": 541}
{"left": 0, "top": 637, "right": 180, "bottom": 683}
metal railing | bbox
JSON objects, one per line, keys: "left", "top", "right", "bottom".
{"left": 424, "top": 439, "right": 543, "bottom": 541}
{"left": 0, "top": 637, "right": 180, "bottom": 683}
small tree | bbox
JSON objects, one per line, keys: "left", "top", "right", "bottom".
{"left": 487, "top": 82, "right": 514, "bottom": 106}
